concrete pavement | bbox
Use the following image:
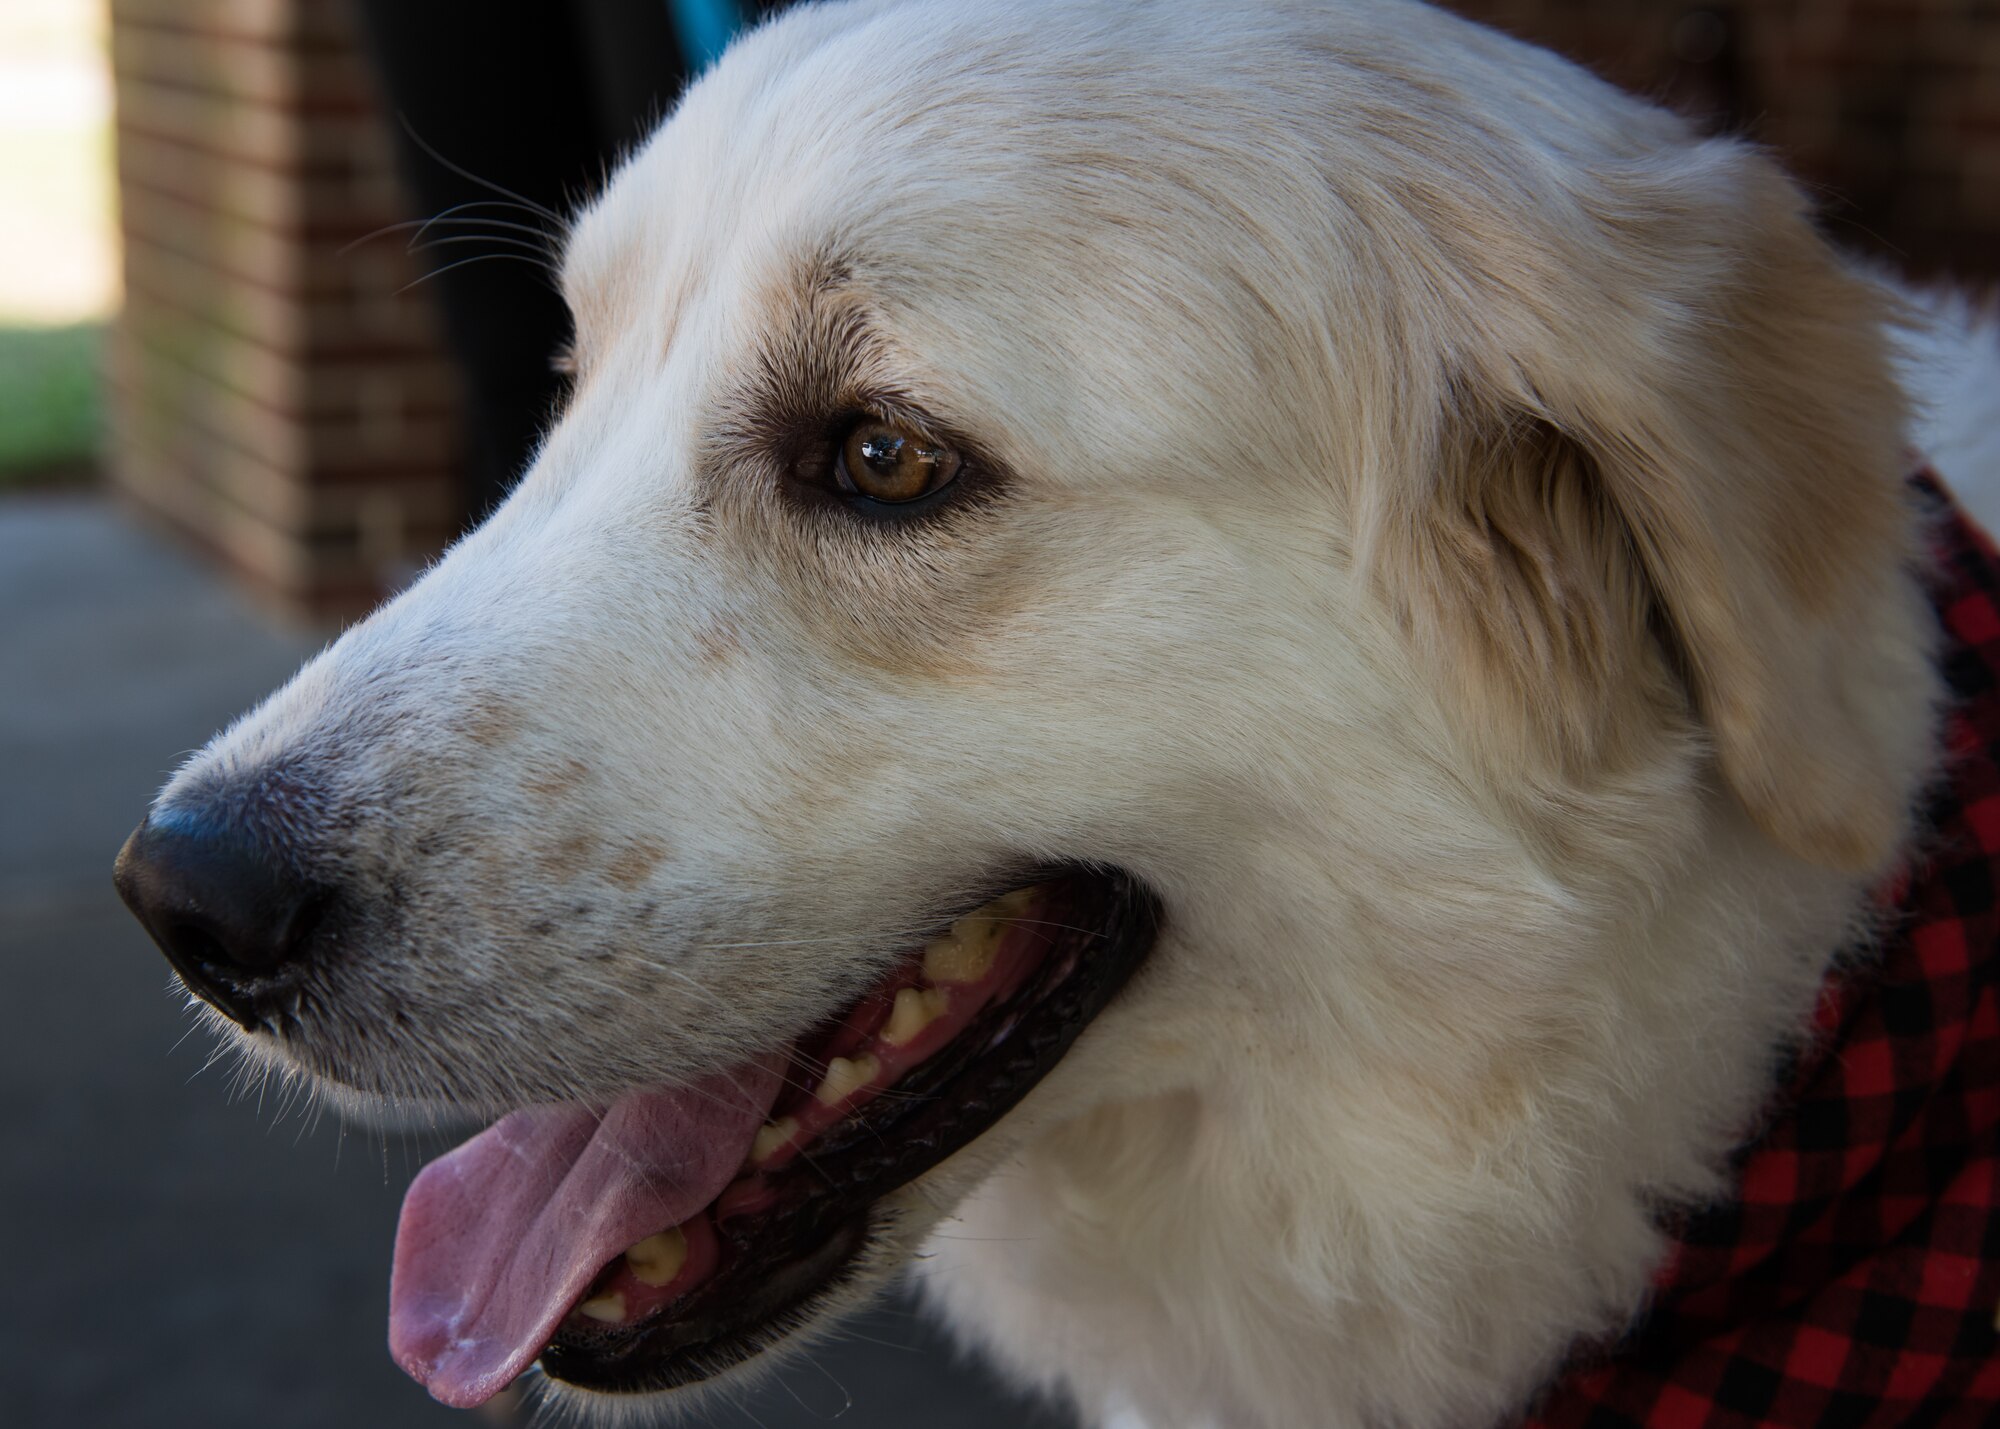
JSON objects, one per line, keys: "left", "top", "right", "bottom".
{"left": 0, "top": 493, "right": 1074, "bottom": 1429}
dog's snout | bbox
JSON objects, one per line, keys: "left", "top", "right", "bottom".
{"left": 114, "top": 810, "right": 326, "bottom": 1028}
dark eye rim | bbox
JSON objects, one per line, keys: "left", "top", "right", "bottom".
{"left": 834, "top": 475, "right": 968, "bottom": 521}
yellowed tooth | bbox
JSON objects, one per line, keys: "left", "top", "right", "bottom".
{"left": 815, "top": 1053, "right": 880, "bottom": 1105}
{"left": 881, "top": 986, "right": 950, "bottom": 1047}
{"left": 625, "top": 1228, "right": 688, "bottom": 1288}
{"left": 751, "top": 1116, "right": 799, "bottom": 1165}
{"left": 921, "top": 926, "right": 969, "bottom": 984}
{"left": 577, "top": 1292, "right": 627, "bottom": 1323}
{"left": 925, "top": 886, "right": 1040, "bottom": 984}
{"left": 925, "top": 923, "right": 998, "bottom": 984}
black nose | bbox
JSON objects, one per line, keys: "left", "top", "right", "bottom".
{"left": 114, "top": 810, "right": 325, "bottom": 1027}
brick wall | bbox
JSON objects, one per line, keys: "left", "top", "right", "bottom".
{"left": 1443, "top": 0, "right": 2000, "bottom": 284}
{"left": 108, "top": 0, "right": 461, "bottom": 621}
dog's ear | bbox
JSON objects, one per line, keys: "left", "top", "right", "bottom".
{"left": 1384, "top": 140, "right": 1927, "bottom": 871}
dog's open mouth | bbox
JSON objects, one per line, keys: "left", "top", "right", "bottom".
{"left": 388, "top": 867, "right": 1156, "bottom": 1407}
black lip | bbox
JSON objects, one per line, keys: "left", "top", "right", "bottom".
{"left": 537, "top": 866, "right": 1160, "bottom": 1396}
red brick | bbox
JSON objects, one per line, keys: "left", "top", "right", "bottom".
{"left": 112, "top": 23, "right": 373, "bottom": 116}
{"left": 110, "top": 0, "right": 467, "bottom": 620}
{"left": 111, "top": 0, "right": 356, "bottom": 50}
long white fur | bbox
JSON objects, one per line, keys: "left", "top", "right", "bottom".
{"left": 1898, "top": 286, "right": 2000, "bottom": 523}
{"left": 150, "top": 2, "right": 2000, "bottom": 1427}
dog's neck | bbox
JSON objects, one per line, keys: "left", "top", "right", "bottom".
{"left": 923, "top": 783, "right": 1896, "bottom": 1429}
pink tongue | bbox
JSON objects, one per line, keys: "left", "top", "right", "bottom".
{"left": 388, "top": 1059, "right": 783, "bottom": 1408}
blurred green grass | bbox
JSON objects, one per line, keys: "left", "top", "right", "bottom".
{"left": 0, "top": 323, "right": 102, "bottom": 486}
{"left": 0, "top": 2, "right": 117, "bottom": 489}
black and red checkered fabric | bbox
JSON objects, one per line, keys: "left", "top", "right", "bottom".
{"left": 1520, "top": 471, "right": 2000, "bottom": 1428}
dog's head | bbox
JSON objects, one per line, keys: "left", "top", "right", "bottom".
{"left": 114, "top": 0, "right": 1937, "bottom": 1414}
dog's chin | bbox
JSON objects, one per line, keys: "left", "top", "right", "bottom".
{"left": 533, "top": 1187, "right": 953, "bottom": 1419}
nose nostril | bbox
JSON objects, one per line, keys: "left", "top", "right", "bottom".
{"left": 114, "top": 808, "right": 332, "bottom": 1028}
{"left": 169, "top": 920, "right": 232, "bottom": 976}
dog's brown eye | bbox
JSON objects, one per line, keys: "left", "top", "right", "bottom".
{"left": 836, "top": 421, "right": 961, "bottom": 504}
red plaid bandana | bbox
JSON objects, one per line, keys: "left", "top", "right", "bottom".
{"left": 1520, "top": 471, "right": 2000, "bottom": 1428}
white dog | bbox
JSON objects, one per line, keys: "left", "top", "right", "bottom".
{"left": 114, "top": 1, "right": 2000, "bottom": 1425}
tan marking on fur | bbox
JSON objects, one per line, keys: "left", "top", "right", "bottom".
{"left": 537, "top": 829, "right": 602, "bottom": 882}
{"left": 1565, "top": 166, "right": 1915, "bottom": 872}
{"left": 1707, "top": 182, "right": 1909, "bottom": 624}
{"left": 737, "top": 496, "right": 1045, "bottom": 682}
{"left": 1388, "top": 1050, "right": 1541, "bottom": 1161}
{"left": 693, "top": 620, "right": 743, "bottom": 666}
{"left": 461, "top": 694, "right": 520, "bottom": 748}
{"left": 739, "top": 247, "right": 853, "bottom": 351}
{"left": 1374, "top": 130, "right": 1918, "bottom": 872}
{"left": 523, "top": 756, "right": 591, "bottom": 800}
{"left": 1400, "top": 416, "right": 1688, "bottom": 777}
{"left": 606, "top": 838, "right": 669, "bottom": 890}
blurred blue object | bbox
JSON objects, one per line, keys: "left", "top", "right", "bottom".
{"left": 669, "top": 0, "right": 747, "bottom": 71}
